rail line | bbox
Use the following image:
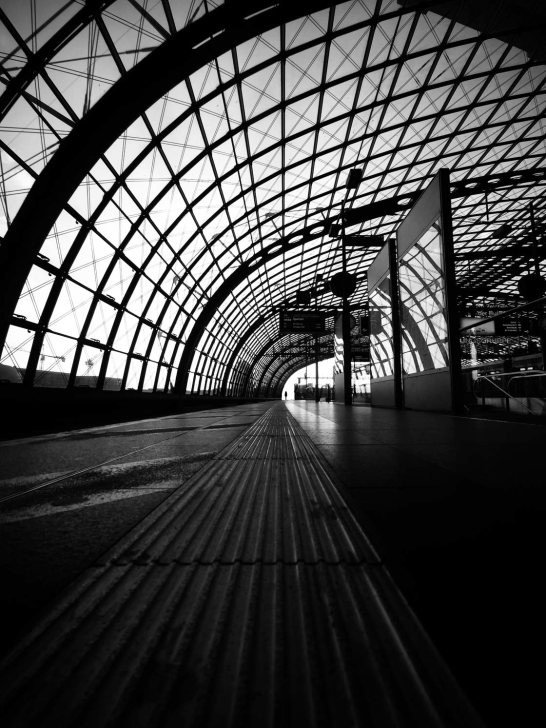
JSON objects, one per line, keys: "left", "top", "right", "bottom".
{"left": 0, "top": 417, "right": 240, "bottom": 507}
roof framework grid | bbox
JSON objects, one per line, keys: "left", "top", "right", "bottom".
{"left": 0, "top": 0, "right": 545, "bottom": 395}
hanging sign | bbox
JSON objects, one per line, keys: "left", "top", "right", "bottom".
{"left": 279, "top": 310, "right": 325, "bottom": 333}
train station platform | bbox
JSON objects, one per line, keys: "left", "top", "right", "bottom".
{"left": 0, "top": 400, "right": 544, "bottom": 727}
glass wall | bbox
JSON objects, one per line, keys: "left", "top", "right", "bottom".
{"left": 369, "top": 276, "right": 395, "bottom": 379}
{"left": 398, "top": 220, "right": 449, "bottom": 375}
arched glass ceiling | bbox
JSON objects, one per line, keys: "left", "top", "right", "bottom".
{"left": 0, "top": 0, "right": 545, "bottom": 395}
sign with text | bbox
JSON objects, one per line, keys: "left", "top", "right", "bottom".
{"left": 279, "top": 310, "right": 325, "bottom": 333}
{"left": 460, "top": 317, "right": 496, "bottom": 335}
{"left": 352, "top": 343, "right": 371, "bottom": 361}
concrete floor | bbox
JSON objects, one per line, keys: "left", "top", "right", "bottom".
{"left": 1, "top": 400, "right": 544, "bottom": 726}
{"left": 0, "top": 403, "right": 273, "bottom": 654}
{"left": 288, "top": 400, "right": 546, "bottom": 727}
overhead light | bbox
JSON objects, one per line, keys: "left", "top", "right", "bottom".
{"left": 346, "top": 168, "right": 363, "bottom": 190}
{"left": 296, "top": 290, "right": 312, "bottom": 305}
{"left": 492, "top": 222, "right": 512, "bottom": 239}
{"left": 329, "top": 271, "right": 357, "bottom": 298}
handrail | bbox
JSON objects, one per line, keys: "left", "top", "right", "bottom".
{"left": 477, "top": 370, "right": 543, "bottom": 381}
{"left": 473, "top": 375, "right": 512, "bottom": 399}
{"left": 508, "top": 372, "right": 546, "bottom": 397}
{"left": 474, "top": 371, "right": 545, "bottom": 415}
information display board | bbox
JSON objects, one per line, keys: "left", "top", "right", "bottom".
{"left": 352, "top": 339, "right": 370, "bottom": 361}
{"left": 279, "top": 310, "right": 325, "bottom": 333}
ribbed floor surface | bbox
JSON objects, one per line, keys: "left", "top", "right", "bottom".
{"left": 0, "top": 404, "right": 484, "bottom": 727}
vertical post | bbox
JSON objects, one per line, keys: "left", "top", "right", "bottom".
{"left": 530, "top": 201, "right": 546, "bottom": 364}
{"left": 314, "top": 334, "right": 320, "bottom": 402}
{"left": 341, "top": 199, "right": 352, "bottom": 406}
{"left": 388, "top": 238, "right": 403, "bottom": 408}
{"left": 338, "top": 168, "right": 363, "bottom": 406}
{"left": 342, "top": 297, "right": 352, "bottom": 405}
{"left": 530, "top": 202, "right": 540, "bottom": 276}
{"left": 439, "top": 168, "right": 464, "bottom": 413}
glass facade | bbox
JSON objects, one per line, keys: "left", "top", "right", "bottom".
{"left": 0, "top": 1, "right": 544, "bottom": 396}
{"left": 398, "top": 221, "right": 450, "bottom": 375}
{"left": 369, "top": 276, "right": 395, "bottom": 380}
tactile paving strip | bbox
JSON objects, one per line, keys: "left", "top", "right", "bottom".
{"left": 0, "top": 404, "right": 485, "bottom": 728}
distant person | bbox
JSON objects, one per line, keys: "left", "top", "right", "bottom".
{"left": 284, "top": 391, "right": 287, "bottom": 400}
{"left": 326, "top": 384, "right": 331, "bottom": 403}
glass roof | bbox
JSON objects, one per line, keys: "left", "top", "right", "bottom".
{"left": 0, "top": 0, "right": 545, "bottom": 395}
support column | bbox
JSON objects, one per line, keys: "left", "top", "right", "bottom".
{"left": 342, "top": 298, "right": 352, "bottom": 405}
{"left": 314, "top": 335, "right": 320, "bottom": 402}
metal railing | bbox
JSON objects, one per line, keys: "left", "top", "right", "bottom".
{"left": 473, "top": 370, "right": 546, "bottom": 416}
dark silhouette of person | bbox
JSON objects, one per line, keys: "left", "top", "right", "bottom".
{"left": 284, "top": 391, "right": 288, "bottom": 400}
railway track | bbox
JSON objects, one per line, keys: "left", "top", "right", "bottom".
{"left": 0, "top": 409, "right": 263, "bottom": 507}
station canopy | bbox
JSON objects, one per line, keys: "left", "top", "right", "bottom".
{"left": 0, "top": 0, "right": 545, "bottom": 397}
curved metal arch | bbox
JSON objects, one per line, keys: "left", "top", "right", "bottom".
{"left": 174, "top": 165, "right": 542, "bottom": 395}
{"left": 59, "top": 58, "right": 437, "bottom": 312}
{"left": 248, "top": 334, "right": 306, "bottom": 395}
{"left": 30, "top": 88, "right": 538, "bottom": 390}
{"left": 174, "top": 257, "right": 260, "bottom": 393}
{"left": 26, "top": 160, "right": 545, "bottom": 393}
{"left": 0, "top": 0, "right": 118, "bottom": 121}
{"left": 249, "top": 336, "right": 291, "bottom": 394}
{"left": 134, "top": 50, "right": 540, "bottom": 314}
{"left": 12, "top": 26, "right": 541, "bottom": 389}
{"left": 0, "top": 0, "right": 339, "bottom": 352}
{"left": 116, "top": 46, "right": 535, "bottom": 276}
{"left": 71, "top": 192, "right": 213, "bottom": 390}
{"left": 2, "top": 1, "right": 545, "bottom": 398}
{"left": 253, "top": 323, "right": 336, "bottom": 388}
{"left": 267, "top": 337, "right": 336, "bottom": 396}
{"left": 219, "top": 314, "right": 271, "bottom": 395}
{"left": 174, "top": 188, "right": 425, "bottom": 395}
{"left": 176, "top": 97, "right": 527, "bottom": 314}
{"left": 103, "top": 19, "right": 507, "bottom": 243}
{"left": 10, "top": 0, "right": 406, "bottom": 387}
{"left": 253, "top": 332, "right": 334, "bottom": 395}
{"left": 268, "top": 361, "right": 299, "bottom": 398}
{"left": 273, "top": 351, "right": 331, "bottom": 394}
{"left": 18, "top": 11, "right": 524, "bottom": 352}
{"left": 219, "top": 316, "right": 336, "bottom": 399}
{"left": 7, "top": 0, "right": 357, "bottom": 388}
{"left": 266, "top": 354, "right": 321, "bottom": 398}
